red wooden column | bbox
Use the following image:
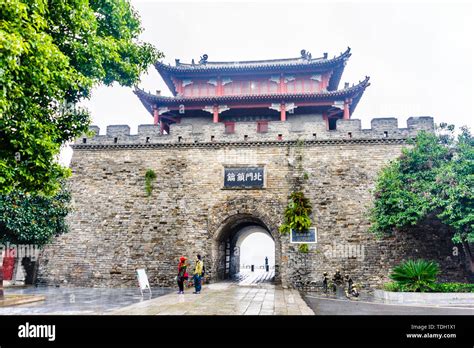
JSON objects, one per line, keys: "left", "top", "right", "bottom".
{"left": 160, "top": 118, "right": 165, "bottom": 134}
{"left": 279, "top": 75, "right": 285, "bottom": 93}
{"left": 153, "top": 106, "right": 159, "bottom": 126}
{"left": 280, "top": 102, "right": 286, "bottom": 122}
{"left": 323, "top": 111, "right": 329, "bottom": 130}
{"left": 321, "top": 73, "right": 330, "bottom": 91}
{"left": 213, "top": 105, "right": 219, "bottom": 123}
{"left": 217, "top": 77, "right": 223, "bottom": 96}
{"left": 343, "top": 99, "right": 350, "bottom": 120}
{"left": 172, "top": 77, "right": 183, "bottom": 95}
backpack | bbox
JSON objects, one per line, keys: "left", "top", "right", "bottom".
{"left": 201, "top": 262, "right": 205, "bottom": 277}
{"left": 178, "top": 265, "right": 187, "bottom": 280}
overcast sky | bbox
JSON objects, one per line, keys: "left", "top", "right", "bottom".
{"left": 61, "top": 0, "right": 473, "bottom": 163}
{"left": 240, "top": 232, "right": 275, "bottom": 267}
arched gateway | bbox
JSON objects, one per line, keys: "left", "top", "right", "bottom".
{"left": 208, "top": 197, "right": 282, "bottom": 284}
{"left": 212, "top": 214, "right": 279, "bottom": 283}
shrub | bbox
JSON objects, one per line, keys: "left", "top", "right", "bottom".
{"left": 279, "top": 191, "right": 312, "bottom": 234}
{"left": 145, "top": 169, "right": 157, "bottom": 196}
{"left": 383, "top": 281, "right": 474, "bottom": 293}
{"left": 298, "top": 243, "right": 309, "bottom": 253}
{"left": 389, "top": 259, "right": 439, "bottom": 292}
{"left": 383, "top": 282, "right": 402, "bottom": 292}
{"left": 431, "top": 283, "right": 474, "bottom": 293}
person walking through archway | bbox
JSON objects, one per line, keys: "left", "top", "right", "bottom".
{"left": 193, "top": 254, "right": 203, "bottom": 294}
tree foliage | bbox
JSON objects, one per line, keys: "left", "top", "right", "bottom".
{"left": 0, "top": 0, "right": 161, "bottom": 195}
{"left": 0, "top": 185, "right": 71, "bottom": 246}
{"left": 370, "top": 124, "right": 474, "bottom": 277}
{"left": 370, "top": 124, "right": 474, "bottom": 246}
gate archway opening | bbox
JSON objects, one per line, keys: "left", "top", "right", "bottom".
{"left": 212, "top": 214, "right": 279, "bottom": 284}
{"left": 238, "top": 230, "right": 275, "bottom": 284}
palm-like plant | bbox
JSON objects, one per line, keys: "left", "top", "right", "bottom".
{"left": 279, "top": 191, "right": 312, "bottom": 234}
{"left": 389, "top": 259, "right": 440, "bottom": 292}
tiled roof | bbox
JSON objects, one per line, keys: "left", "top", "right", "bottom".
{"left": 157, "top": 48, "right": 351, "bottom": 73}
{"left": 155, "top": 48, "right": 351, "bottom": 95}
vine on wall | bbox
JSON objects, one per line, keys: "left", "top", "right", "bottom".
{"left": 279, "top": 191, "right": 313, "bottom": 235}
{"left": 280, "top": 139, "right": 313, "bottom": 253}
{"left": 145, "top": 169, "right": 157, "bottom": 196}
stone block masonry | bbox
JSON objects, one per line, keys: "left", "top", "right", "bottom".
{"left": 37, "top": 116, "right": 470, "bottom": 289}
{"left": 77, "top": 115, "right": 434, "bottom": 146}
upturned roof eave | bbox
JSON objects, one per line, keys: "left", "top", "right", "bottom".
{"left": 134, "top": 75, "right": 370, "bottom": 115}
{"left": 155, "top": 48, "right": 352, "bottom": 95}
{"left": 155, "top": 47, "right": 351, "bottom": 74}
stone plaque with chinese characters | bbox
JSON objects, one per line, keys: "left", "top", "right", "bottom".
{"left": 290, "top": 228, "right": 317, "bottom": 243}
{"left": 224, "top": 167, "right": 264, "bottom": 189}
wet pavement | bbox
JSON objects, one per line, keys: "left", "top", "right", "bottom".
{"left": 0, "top": 273, "right": 312, "bottom": 315}
{"left": 0, "top": 286, "right": 172, "bottom": 315}
{"left": 112, "top": 282, "right": 314, "bottom": 315}
{"left": 5, "top": 281, "right": 469, "bottom": 316}
{"left": 303, "top": 293, "right": 474, "bottom": 315}
{"left": 234, "top": 270, "right": 275, "bottom": 286}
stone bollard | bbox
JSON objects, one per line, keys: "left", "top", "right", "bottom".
{"left": 335, "top": 285, "right": 345, "bottom": 298}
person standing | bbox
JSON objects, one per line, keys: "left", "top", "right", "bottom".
{"left": 177, "top": 256, "right": 188, "bottom": 294}
{"left": 193, "top": 254, "right": 203, "bottom": 294}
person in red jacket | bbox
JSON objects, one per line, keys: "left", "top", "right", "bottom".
{"left": 177, "top": 256, "right": 188, "bottom": 294}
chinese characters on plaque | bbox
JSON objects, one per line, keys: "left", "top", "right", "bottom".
{"left": 224, "top": 167, "right": 264, "bottom": 189}
{"left": 290, "top": 228, "right": 317, "bottom": 243}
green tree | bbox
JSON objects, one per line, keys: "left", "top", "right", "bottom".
{"left": 0, "top": 185, "right": 71, "bottom": 297}
{"left": 0, "top": 0, "right": 161, "bottom": 195}
{"left": 0, "top": 187, "right": 71, "bottom": 246}
{"left": 0, "top": 0, "right": 161, "bottom": 297}
{"left": 370, "top": 124, "right": 474, "bottom": 274}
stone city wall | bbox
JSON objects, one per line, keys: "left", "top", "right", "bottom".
{"left": 37, "top": 116, "right": 470, "bottom": 289}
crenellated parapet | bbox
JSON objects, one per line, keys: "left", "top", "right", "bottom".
{"left": 73, "top": 116, "right": 434, "bottom": 148}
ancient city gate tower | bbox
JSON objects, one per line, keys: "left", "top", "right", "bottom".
{"left": 38, "top": 49, "right": 467, "bottom": 289}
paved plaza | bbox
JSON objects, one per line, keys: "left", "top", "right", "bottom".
{"left": 111, "top": 282, "right": 314, "bottom": 315}
{"left": 0, "top": 287, "right": 172, "bottom": 315}
{"left": 1, "top": 274, "right": 472, "bottom": 316}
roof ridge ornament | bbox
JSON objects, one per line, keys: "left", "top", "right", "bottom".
{"left": 199, "top": 54, "right": 208, "bottom": 65}
{"left": 300, "top": 49, "right": 312, "bottom": 61}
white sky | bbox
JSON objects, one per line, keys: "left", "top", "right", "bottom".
{"left": 239, "top": 232, "right": 275, "bottom": 267}
{"left": 61, "top": 0, "right": 474, "bottom": 164}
